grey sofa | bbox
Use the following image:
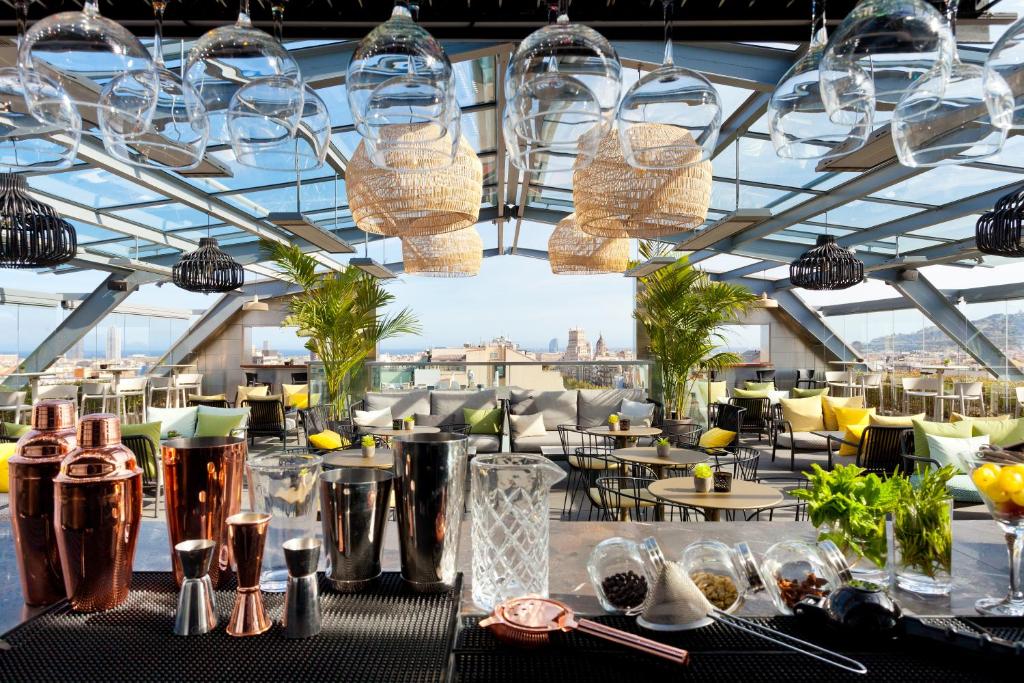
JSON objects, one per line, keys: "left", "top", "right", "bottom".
{"left": 351, "top": 389, "right": 504, "bottom": 453}
{"left": 507, "top": 388, "right": 654, "bottom": 453}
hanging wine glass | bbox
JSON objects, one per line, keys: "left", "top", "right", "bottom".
{"left": 892, "top": 0, "right": 1011, "bottom": 167}
{"left": 504, "top": 3, "right": 621, "bottom": 173}
{"left": 18, "top": 0, "right": 157, "bottom": 135}
{"left": 0, "top": 0, "right": 81, "bottom": 171}
{"left": 984, "top": 14, "right": 1024, "bottom": 131}
{"left": 347, "top": 2, "right": 457, "bottom": 172}
{"left": 820, "top": 0, "right": 954, "bottom": 117}
{"left": 101, "top": 0, "right": 209, "bottom": 170}
{"left": 768, "top": 0, "right": 874, "bottom": 160}
{"left": 616, "top": 0, "right": 720, "bottom": 169}
{"left": 185, "top": 0, "right": 303, "bottom": 145}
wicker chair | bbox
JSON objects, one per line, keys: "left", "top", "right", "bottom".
{"left": 242, "top": 395, "right": 297, "bottom": 449}
{"left": 123, "top": 433, "right": 160, "bottom": 518}
{"left": 827, "top": 426, "right": 913, "bottom": 477}
{"left": 668, "top": 423, "right": 703, "bottom": 449}
{"left": 187, "top": 396, "right": 231, "bottom": 409}
{"left": 0, "top": 421, "right": 20, "bottom": 443}
{"left": 729, "top": 396, "right": 771, "bottom": 441}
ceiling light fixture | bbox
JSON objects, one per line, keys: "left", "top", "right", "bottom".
{"left": 0, "top": 173, "right": 77, "bottom": 269}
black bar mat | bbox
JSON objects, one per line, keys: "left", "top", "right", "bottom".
{"left": 0, "top": 571, "right": 461, "bottom": 683}
{"left": 454, "top": 614, "right": 1014, "bottom": 682}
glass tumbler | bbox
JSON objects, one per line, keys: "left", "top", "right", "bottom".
{"left": 246, "top": 453, "right": 322, "bottom": 592}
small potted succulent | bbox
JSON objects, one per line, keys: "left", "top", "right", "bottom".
{"left": 693, "top": 463, "right": 713, "bottom": 493}
{"left": 607, "top": 414, "right": 620, "bottom": 432}
{"left": 655, "top": 437, "right": 671, "bottom": 458}
{"left": 403, "top": 416, "right": 415, "bottom": 430}
{"left": 361, "top": 434, "right": 376, "bottom": 458}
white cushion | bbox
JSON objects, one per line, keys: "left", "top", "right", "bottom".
{"left": 619, "top": 398, "right": 655, "bottom": 422}
{"left": 353, "top": 407, "right": 392, "bottom": 428}
{"left": 924, "top": 433, "right": 990, "bottom": 471}
{"left": 285, "top": 417, "right": 298, "bottom": 431}
{"left": 510, "top": 413, "right": 547, "bottom": 439}
{"left": 148, "top": 406, "right": 199, "bottom": 438}
{"left": 768, "top": 390, "right": 790, "bottom": 405}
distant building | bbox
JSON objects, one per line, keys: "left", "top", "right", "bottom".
{"left": 564, "top": 327, "right": 591, "bottom": 361}
{"left": 594, "top": 333, "right": 608, "bottom": 359}
{"left": 548, "top": 337, "right": 559, "bottom": 353}
{"left": 106, "top": 326, "right": 122, "bottom": 362}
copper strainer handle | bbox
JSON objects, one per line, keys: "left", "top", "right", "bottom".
{"left": 576, "top": 618, "right": 690, "bottom": 665}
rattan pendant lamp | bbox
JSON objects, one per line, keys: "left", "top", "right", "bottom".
{"left": 548, "top": 212, "right": 628, "bottom": 274}
{"left": 348, "top": 128, "right": 482, "bottom": 237}
{"left": 0, "top": 173, "right": 77, "bottom": 268}
{"left": 572, "top": 127, "right": 712, "bottom": 239}
{"left": 172, "top": 215, "right": 244, "bottom": 293}
{"left": 789, "top": 214, "right": 863, "bottom": 290}
{"left": 402, "top": 227, "right": 482, "bottom": 277}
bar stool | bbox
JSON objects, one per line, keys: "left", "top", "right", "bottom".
{"left": 113, "top": 377, "right": 148, "bottom": 424}
{"left": 824, "top": 371, "right": 854, "bottom": 396}
{"left": 755, "top": 369, "right": 775, "bottom": 384}
{"left": 147, "top": 376, "right": 174, "bottom": 408}
{"left": 0, "top": 390, "right": 30, "bottom": 424}
{"left": 173, "top": 373, "right": 203, "bottom": 407}
{"left": 860, "top": 373, "right": 884, "bottom": 411}
{"left": 794, "top": 369, "right": 824, "bottom": 389}
{"left": 935, "top": 381, "right": 985, "bottom": 419}
{"left": 902, "top": 377, "right": 940, "bottom": 416}
{"left": 80, "top": 382, "right": 112, "bottom": 415}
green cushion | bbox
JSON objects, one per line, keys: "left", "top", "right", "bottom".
{"left": 970, "top": 417, "right": 1024, "bottom": 447}
{"left": 121, "top": 421, "right": 161, "bottom": 480}
{"left": 733, "top": 388, "right": 771, "bottom": 399}
{"left": 792, "top": 387, "right": 829, "bottom": 398}
{"left": 745, "top": 381, "right": 775, "bottom": 391}
{"left": 911, "top": 418, "right": 972, "bottom": 457}
{"left": 464, "top": 407, "right": 502, "bottom": 435}
{"left": 196, "top": 411, "right": 247, "bottom": 438}
{"left": 2, "top": 421, "right": 30, "bottom": 438}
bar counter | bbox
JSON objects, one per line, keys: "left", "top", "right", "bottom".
{"left": 0, "top": 519, "right": 1009, "bottom": 635}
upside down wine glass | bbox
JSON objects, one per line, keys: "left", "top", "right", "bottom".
{"left": 964, "top": 448, "right": 1024, "bottom": 616}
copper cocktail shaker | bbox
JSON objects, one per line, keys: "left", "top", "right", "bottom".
{"left": 54, "top": 414, "right": 142, "bottom": 612}
{"left": 162, "top": 437, "right": 246, "bottom": 588}
{"left": 8, "top": 400, "right": 77, "bottom": 606}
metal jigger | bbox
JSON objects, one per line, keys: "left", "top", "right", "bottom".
{"left": 282, "top": 537, "right": 322, "bottom": 639}
{"left": 173, "top": 539, "right": 217, "bottom": 636}
{"left": 225, "top": 512, "right": 272, "bottom": 637}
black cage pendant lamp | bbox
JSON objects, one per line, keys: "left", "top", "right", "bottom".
{"left": 789, "top": 234, "right": 864, "bottom": 290}
{"left": 172, "top": 216, "right": 244, "bottom": 293}
{"left": 976, "top": 185, "right": 1024, "bottom": 257}
{"left": 0, "top": 173, "right": 77, "bottom": 268}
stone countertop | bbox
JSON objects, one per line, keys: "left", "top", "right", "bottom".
{"left": 0, "top": 519, "right": 1009, "bottom": 634}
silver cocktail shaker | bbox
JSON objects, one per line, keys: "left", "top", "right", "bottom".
{"left": 392, "top": 433, "right": 468, "bottom": 592}
{"left": 320, "top": 467, "right": 394, "bottom": 592}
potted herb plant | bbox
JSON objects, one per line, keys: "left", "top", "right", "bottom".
{"left": 693, "top": 463, "right": 713, "bottom": 493}
{"left": 655, "top": 437, "right": 671, "bottom": 458}
{"left": 791, "top": 464, "right": 893, "bottom": 583}
{"left": 403, "top": 416, "right": 415, "bottom": 430}
{"left": 608, "top": 414, "right": 620, "bottom": 432}
{"left": 891, "top": 465, "right": 955, "bottom": 595}
{"left": 361, "top": 434, "right": 376, "bottom": 458}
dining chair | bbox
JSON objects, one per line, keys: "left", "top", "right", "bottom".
{"left": 34, "top": 384, "right": 79, "bottom": 411}
{"left": 0, "top": 391, "right": 29, "bottom": 424}
{"left": 794, "top": 369, "right": 825, "bottom": 389}
{"left": 860, "top": 372, "right": 884, "bottom": 410}
{"left": 824, "top": 371, "right": 853, "bottom": 396}
{"left": 112, "top": 377, "right": 148, "bottom": 424}
{"left": 147, "top": 376, "right": 174, "bottom": 408}
{"left": 745, "top": 475, "right": 810, "bottom": 522}
{"left": 173, "top": 373, "right": 203, "bottom": 407}
{"left": 902, "top": 377, "right": 940, "bottom": 416}
{"left": 714, "top": 446, "right": 760, "bottom": 481}
{"left": 594, "top": 474, "right": 659, "bottom": 522}
{"left": 80, "top": 382, "right": 112, "bottom": 415}
{"left": 123, "top": 433, "right": 161, "bottom": 518}
{"left": 290, "top": 371, "right": 308, "bottom": 384}
{"left": 567, "top": 444, "right": 618, "bottom": 521}
{"left": 242, "top": 395, "right": 297, "bottom": 449}
{"left": 668, "top": 424, "right": 703, "bottom": 449}
{"left": 943, "top": 381, "right": 985, "bottom": 418}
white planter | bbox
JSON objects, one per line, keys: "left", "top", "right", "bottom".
{"left": 362, "top": 445, "right": 375, "bottom": 458}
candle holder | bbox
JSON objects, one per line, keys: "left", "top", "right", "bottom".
{"left": 225, "top": 512, "right": 272, "bottom": 637}
{"left": 713, "top": 471, "right": 733, "bottom": 493}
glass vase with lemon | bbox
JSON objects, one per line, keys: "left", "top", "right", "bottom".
{"left": 966, "top": 448, "right": 1024, "bottom": 616}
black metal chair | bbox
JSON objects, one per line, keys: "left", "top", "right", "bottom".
{"left": 244, "top": 372, "right": 261, "bottom": 386}
{"left": 745, "top": 475, "right": 811, "bottom": 521}
{"left": 795, "top": 369, "right": 826, "bottom": 389}
{"left": 707, "top": 403, "right": 745, "bottom": 453}
{"left": 594, "top": 474, "right": 659, "bottom": 522}
{"left": 123, "top": 433, "right": 160, "bottom": 518}
{"left": 827, "top": 426, "right": 913, "bottom": 477}
{"left": 755, "top": 369, "right": 776, "bottom": 384}
{"left": 565, "top": 442, "right": 618, "bottom": 521}
{"left": 729, "top": 397, "right": 771, "bottom": 441}
{"left": 714, "top": 446, "right": 760, "bottom": 481}
{"left": 668, "top": 423, "right": 703, "bottom": 449}
{"left": 290, "top": 372, "right": 309, "bottom": 384}
{"left": 187, "top": 396, "right": 230, "bottom": 409}
{"left": 242, "top": 395, "right": 296, "bottom": 449}
{"left": 0, "top": 422, "right": 19, "bottom": 443}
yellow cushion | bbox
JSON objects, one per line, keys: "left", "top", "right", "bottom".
{"left": 309, "top": 429, "right": 348, "bottom": 450}
{"left": 780, "top": 395, "right": 826, "bottom": 432}
{"left": 0, "top": 442, "right": 16, "bottom": 492}
{"left": 838, "top": 422, "right": 870, "bottom": 458}
{"left": 869, "top": 413, "right": 924, "bottom": 428}
{"left": 834, "top": 406, "right": 874, "bottom": 457}
{"left": 970, "top": 417, "right": 1024, "bottom": 447}
{"left": 707, "top": 381, "right": 728, "bottom": 403}
{"left": 699, "top": 427, "right": 736, "bottom": 449}
{"left": 190, "top": 393, "right": 228, "bottom": 402}
{"left": 289, "top": 393, "right": 320, "bottom": 411}
{"left": 282, "top": 383, "right": 309, "bottom": 408}
{"left": 733, "top": 388, "right": 771, "bottom": 399}
{"left": 236, "top": 384, "right": 269, "bottom": 405}
{"left": 951, "top": 412, "right": 1009, "bottom": 423}
{"left": 823, "top": 395, "right": 865, "bottom": 431}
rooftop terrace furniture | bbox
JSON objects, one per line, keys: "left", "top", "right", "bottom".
{"left": 557, "top": 424, "right": 619, "bottom": 519}
{"left": 242, "top": 395, "right": 297, "bottom": 449}
{"left": 0, "top": 391, "right": 29, "bottom": 425}
{"left": 668, "top": 423, "right": 703, "bottom": 449}
{"left": 291, "top": 372, "right": 308, "bottom": 384}
{"left": 827, "top": 425, "right": 913, "bottom": 477}
{"left": 147, "top": 377, "right": 173, "bottom": 409}
{"left": 934, "top": 381, "right": 985, "bottom": 419}
{"left": 709, "top": 402, "right": 744, "bottom": 452}
{"left": 594, "top": 473, "right": 659, "bottom": 522}
{"left": 187, "top": 395, "right": 231, "bottom": 409}
{"left": 35, "top": 384, "right": 78, "bottom": 410}
{"left": 794, "top": 368, "right": 824, "bottom": 389}
{"left": 903, "top": 376, "right": 940, "bottom": 416}
{"left": 123, "top": 433, "right": 160, "bottom": 518}
{"left": 728, "top": 396, "right": 771, "bottom": 441}
{"left": 771, "top": 397, "right": 840, "bottom": 471}
{"left": 755, "top": 369, "right": 775, "bottom": 384}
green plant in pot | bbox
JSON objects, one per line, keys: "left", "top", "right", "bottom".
{"left": 633, "top": 241, "right": 756, "bottom": 425}
{"left": 891, "top": 465, "right": 955, "bottom": 595}
{"left": 261, "top": 241, "right": 421, "bottom": 418}
{"left": 792, "top": 464, "right": 895, "bottom": 581}
{"left": 693, "top": 463, "right": 713, "bottom": 493}
{"left": 655, "top": 437, "right": 671, "bottom": 458}
{"left": 403, "top": 416, "right": 415, "bottom": 430}
{"left": 360, "top": 434, "right": 376, "bottom": 458}
{"left": 608, "top": 413, "right": 620, "bottom": 432}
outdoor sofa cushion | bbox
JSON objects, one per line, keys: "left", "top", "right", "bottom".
{"left": 364, "top": 390, "right": 430, "bottom": 418}
{"left": 430, "top": 390, "right": 498, "bottom": 426}
{"left": 512, "top": 431, "right": 564, "bottom": 453}
{"left": 775, "top": 430, "right": 842, "bottom": 451}
{"left": 577, "top": 389, "right": 645, "bottom": 428}
{"left": 510, "top": 390, "right": 578, "bottom": 430}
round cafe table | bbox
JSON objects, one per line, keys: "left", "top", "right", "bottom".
{"left": 585, "top": 425, "right": 661, "bottom": 448}
{"left": 647, "top": 477, "right": 783, "bottom": 522}
{"left": 322, "top": 448, "right": 394, "bottom": 470}
{"left": 366, "top": 425, "right": 441, "bottom": 446}
{"left": 613, "top": 446, "right": 710, "bottom": 521}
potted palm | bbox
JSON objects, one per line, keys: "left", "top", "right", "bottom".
{"left": 633, "top": 242, "right": 756, "bottom": 429}
{"left": 261, "top": 241, "right": 421, "bottom": 418}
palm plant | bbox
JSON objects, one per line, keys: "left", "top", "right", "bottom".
{"left": 634, "top": 241, "right": 756, "bottom": 420}
{"left": 261, "top": 241, "right": 421, "bottom": 415}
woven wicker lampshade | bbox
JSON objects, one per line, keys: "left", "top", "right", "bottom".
{"left": 402, "top": 227, "right": 482, "bottom": 277}
{"left": 789, "top": 235, "right": 864, "bottom": 290}
{"left": 573, "top": 126, "right": 713, "bottom": 239}
{"left": 0, "top": 173, "right": 77, "bottom": 269}
{"left": 348, "top": 128, "right": 483, "bottom": 237}
{"left": 548, "top": 213, "right": 628, "bottom": 274}
{"left": 172, "top": 237, "right": 245, "bottom": 293}
{"left": 976, "top": 185, "right": 1024, "bottom": 257}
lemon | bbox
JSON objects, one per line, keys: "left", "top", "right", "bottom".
{"left": 973, "top": 465, "right": 999, "bottom": 489}
{"left": 999, "top": 468, "right": 1024, "bottom": 494}
{"left": 1011, "top": 489, "right": 1024, "bottom": 507}
{"left": 986, "top": 483, "right": 1011, "bottom": 504}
